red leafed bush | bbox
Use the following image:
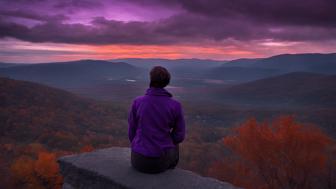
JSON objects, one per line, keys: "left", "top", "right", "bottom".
{"left": 209, "top": 116, "right": 336, "bottom": 189}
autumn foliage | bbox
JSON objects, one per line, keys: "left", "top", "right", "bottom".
{"left": 80, "top": 144, "right": 94, "bottom": 153}
{"left": 209, "top": 116, "right": 336, "bottom": 189}
{"left": 10, "top": 151, "right": 63, "bottom": 189}
{"left": 34, "top": 152, "right": 63, "bottom": 188}
{"left": 1, "top": 77, "right": 336, "bottom": 188}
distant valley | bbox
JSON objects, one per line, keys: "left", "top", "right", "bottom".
{"left": 0, "top": 60, "right": 141, "bottom": 88}
{"left": 1, "top": 53, "right": 336, "bottom": 188}
{"left": 1, "top": 53, "right": 336, "bottom": 137}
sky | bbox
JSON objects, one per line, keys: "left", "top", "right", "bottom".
{"left": 0, "top": 0, "right": 336, "bottom": 63}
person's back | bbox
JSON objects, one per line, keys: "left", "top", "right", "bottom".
{"left": 128, "top": 66, "right": 185, "bottom": 173}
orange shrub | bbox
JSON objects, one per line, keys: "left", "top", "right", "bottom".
{"left": 209, "top": 116, "right": 335, "bottom": 189}
{"left": 10, "top": 151, "right": 63, "bottom": 189}
{"left": 80, "top": 144, "right": 94, "bottom": 153}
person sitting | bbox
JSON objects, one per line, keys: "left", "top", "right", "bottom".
{"left": 128, "top": 66, "right": 186, "bottom": 174}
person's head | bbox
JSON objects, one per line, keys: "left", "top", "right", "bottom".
{"left": 149, "top": 66, "right": 171, "bottom": 88}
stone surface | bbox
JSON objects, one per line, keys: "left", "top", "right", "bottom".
{"left": 58, "top": 147, "right": 240, "bottom": 189}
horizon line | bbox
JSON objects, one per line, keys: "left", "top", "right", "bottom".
{"left": 1, "top": 52, "right": 335, "bottom": 64}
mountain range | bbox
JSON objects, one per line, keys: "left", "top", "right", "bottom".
{"left": 217, "top": 72, "right": 336, "bottom": 107}
{"left": 221, "top": 53, "right": 336, "bottom": 73}
{"left": 0, "top": 60, "right": 140, "bottom": 88}
{"left": 0, "top": 53, "right": 335, "bottom": 87}
{"left": 207, "top": 53, "right": 336, "bottom": 82}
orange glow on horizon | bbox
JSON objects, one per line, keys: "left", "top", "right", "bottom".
{"left": 1, "top": 39, "right": 260, "bottom": 63}
{"left": 90, "top": 44, "right": 257, "bottom": 59}
{"left": 1, "top": 38, "right": 335, "bottom": 63}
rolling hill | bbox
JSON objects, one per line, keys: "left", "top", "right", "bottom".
{"left": 0, "top": 77, "right": 130, "bottom": 188}
{"left": 111, "top": 58, "right": 225, "bottom": 79}
{"left": 208, "top": 53, "right": 336, "bottom": 82}
{"left": 218, "top": 72, "right": 336, "bottom": 107}
{"left": 219, "top": 58, "right": 261, "bottom": 67}
{"left": 0, "top": 60, "right": 142, "bottom": 88}
{"left": 252, "top": 53, "right": 336, "bottom": 73}
{"left": 204, "top": 66, "right": 282, "bottom": 82}
{"left": 221, "top": 53, "right": 336, "bottom": 73}
{"left": 0, "top": 76, "right": 128, "bottom": 150}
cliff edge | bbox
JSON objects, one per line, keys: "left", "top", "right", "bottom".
{"left": 58, "top": 147, "right": 240, "bottom": 189}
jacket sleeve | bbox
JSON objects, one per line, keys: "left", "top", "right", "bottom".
{"left": 128, "top": 100, "right": 138, "bottom": 142}
{"left": 171, "top": 102, "right": 186, "bottom": 144}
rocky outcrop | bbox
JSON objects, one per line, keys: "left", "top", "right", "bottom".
{"left": 58, "top": 147, "right": 240, "bottom": 189}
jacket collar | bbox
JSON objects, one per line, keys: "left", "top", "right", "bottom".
{"left": 145, "top": 87, "right": 172, "bottom": 97}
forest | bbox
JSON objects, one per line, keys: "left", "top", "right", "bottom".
{"left": 1, "top": 76, "right": 335, "bottom": 189}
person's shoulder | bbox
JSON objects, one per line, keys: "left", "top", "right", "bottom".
{"left": 169, "top": 98, "right": 182, "bottom": 108}
{"left": 133, "top": 95, "right": 145, "bottom": 103}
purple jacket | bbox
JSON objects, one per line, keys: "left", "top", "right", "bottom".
{"left": 128, "top": 87, "right": 186, "bottom": 157}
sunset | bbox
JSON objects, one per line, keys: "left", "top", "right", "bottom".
{"left": 1, "top": 1, "right": 336, "bottom": 189}
{"left": 1, "top": 0, "right": 336, "bottom": 62}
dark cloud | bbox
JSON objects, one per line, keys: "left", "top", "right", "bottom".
{"left": 0, "top": 17, "right": 30, "bottom": 37}
{"left": 0, "top": 9, "right": 68, "bottom": 22}
{"left": 0, "top": 10, "right": 46, "bottom": 21}
{"left": 0, "top": 0, "right": 335, "bottom": 45}
{"left": 53, "top": 0, "right": 103, "bottom": 9}
{"left": 121, "top": 0, "right": 336, "bottom": 27}
{"left": 179, "top": 0, "right": 336, "bottom": 27}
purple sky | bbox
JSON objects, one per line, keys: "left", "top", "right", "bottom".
{"left": 0, "top": 0, "right": 336, "bottom": 63}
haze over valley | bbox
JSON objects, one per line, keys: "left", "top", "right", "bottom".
{"left": 1, "top": 53, "right": 336, "bottom": 137}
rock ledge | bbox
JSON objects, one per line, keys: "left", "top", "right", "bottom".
{"left": 58, "top": 147, "right": 240, "bottom": 189}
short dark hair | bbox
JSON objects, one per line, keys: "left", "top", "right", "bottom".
{"left": 150, "top": 66, "right": 170, "bottom": 88}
